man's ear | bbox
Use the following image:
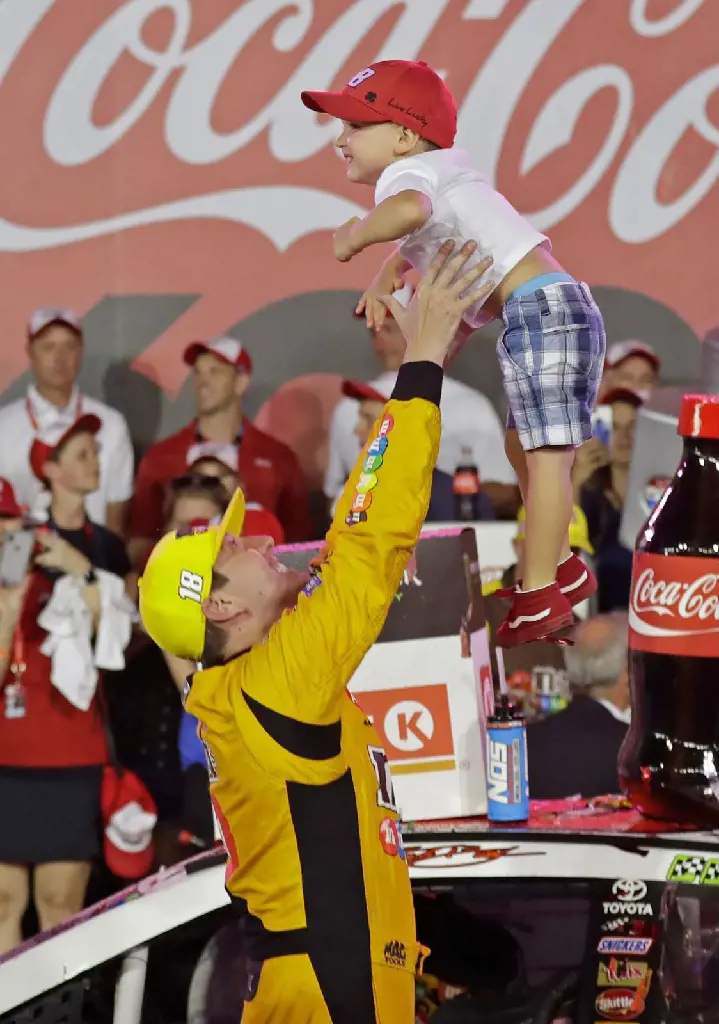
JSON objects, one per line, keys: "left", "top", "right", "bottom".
{"left": 202, "top": 591, "right": 250, "bottom": 625}
{"left": 234, "top": 371, "right": 251, "bottom": 400}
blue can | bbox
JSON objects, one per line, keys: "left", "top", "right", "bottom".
{"left": 486, "top": 695, "right": 530, "bottom": 822}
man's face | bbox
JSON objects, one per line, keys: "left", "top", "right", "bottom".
{"left": 193, "top": 353, "right": 247, "bottom": 416}
{"left": 354, "top": 399, "right": 385, "bottom": 447}
{"left": 371, "top": 318, "right": 406, "bottom": 372}
{"left": 610, "top": 356, "right": 657, "bottom": 395}
{"left": 209, "top": 533, "right": 307, "bottom": 642}
{"left": 610, "top": 401, "right": 638, "bottom": 467}
{"left": 28, "top": 324, "right": 82, "bottom": 393}
{"left": 51, "top": 430, "right": 100, "bottom": 495}
{"left": 335, "top": 121, "right": 401, "bottom": 185}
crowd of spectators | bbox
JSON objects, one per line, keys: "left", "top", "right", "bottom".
{"left": 0, "top": 302, "right": 664, "bottom": 955}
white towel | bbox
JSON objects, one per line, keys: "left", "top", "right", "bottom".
{"left": 38, "top": 570, "right": 134, "bottom": 710}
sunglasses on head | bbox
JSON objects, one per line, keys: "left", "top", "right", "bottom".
{"left": 170, "top": 473, "right": 228, "bottom": 492}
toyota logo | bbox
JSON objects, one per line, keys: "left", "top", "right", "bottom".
{"left": 612, "top": 879, "right": 647, "bottom": 901}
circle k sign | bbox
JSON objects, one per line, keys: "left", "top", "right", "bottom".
{"left": 384, "top": 701, "right": 435, "bottom": 753}
{"left": 353, "top": 684, "right": 455, "bottom": 764}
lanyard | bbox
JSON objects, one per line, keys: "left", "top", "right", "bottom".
{"left": 25, "top": 392, "right": 82, "bottom": 432}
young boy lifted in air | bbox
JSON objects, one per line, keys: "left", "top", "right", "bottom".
{"left": 301, "top": 60, "right": 606, "bottom": 647}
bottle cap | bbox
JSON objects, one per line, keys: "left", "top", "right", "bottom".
{"left": 678, "top": 394, "right": 719, "bottom": 440}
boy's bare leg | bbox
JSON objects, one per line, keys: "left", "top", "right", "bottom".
{"left": 503, "top": 428, "right": 529, "bottom": 578}
{"left": 504, "top": 428, "right": 528, "bottom": 499}
{"left": 522, "top": 446, "right": 575, "bottom": 591}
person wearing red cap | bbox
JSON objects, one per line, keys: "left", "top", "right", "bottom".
{"left": 0, "top": 308, "right": 134, "bottom": 535}
{"left": 600, "top": 340, "right": 661, "bottom": 399}
{"left": 340, "top": 378, "right": 495, "bottom": 523}
{"left": 129, "top": 338, "right": 311, "bottom": 569}
{"left": 326, "top": 284, "right": 517, "bottom": 516}
{"left": 302, "top": 59, "right": 606, "bottom": 646}
{"left": 0, "top": 415, "right": 130, "bottom": 953}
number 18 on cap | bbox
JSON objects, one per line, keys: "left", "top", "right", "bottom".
{"left": 486, "top": 694, "right": 529, "bottom": 823}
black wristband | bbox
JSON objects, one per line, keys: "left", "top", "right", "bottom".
{"left": 391, "top": 361, "right": 443, "bottom": 407}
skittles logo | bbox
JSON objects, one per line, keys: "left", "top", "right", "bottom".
{"left": 346, "top": 415, "right": 394, "bottom": 526}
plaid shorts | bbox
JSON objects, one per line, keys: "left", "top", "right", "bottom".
{"left": 498, "top": 281, "right": 606, "bottom": 450}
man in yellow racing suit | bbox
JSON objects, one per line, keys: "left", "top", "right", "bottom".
{"left": 138, "top": 242, "right": 493, "bottom": 1023}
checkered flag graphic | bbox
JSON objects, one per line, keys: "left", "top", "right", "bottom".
{"left": 667, "top": 855, "right": 706, "bottom": 883}
{"left": 701, "top": 859, "right": 719, "bottom": 885}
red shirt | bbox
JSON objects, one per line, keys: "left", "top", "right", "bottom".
{"left": 129, "top": 419, "right": 313, "bottom": 544}
{"left": 0, "top": 574, "right": 108, "bottom": 768}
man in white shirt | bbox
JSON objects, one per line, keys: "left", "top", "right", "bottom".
{"left": 325, "top": 289, "right": 518, "bottom": 515}
{"left": 0, "top": 308, "right": 134, "bottom": 532}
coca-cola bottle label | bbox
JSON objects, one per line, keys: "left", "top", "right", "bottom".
{"left": 629, "top": 553, "right": 719, "bottom": 658}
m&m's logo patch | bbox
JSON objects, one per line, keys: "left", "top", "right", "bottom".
{"left": 346, "top": 416, "right": 393, "bottom": 526}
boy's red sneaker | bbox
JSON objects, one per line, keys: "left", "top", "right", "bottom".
{"left": 494, "top": 554, "right": 596, "bottom": 606}
{"left": 556, "top": 552, "right": 597, "bottom": 604}
{"left": 496, "top": 582, "right": 574, "bottom": 647}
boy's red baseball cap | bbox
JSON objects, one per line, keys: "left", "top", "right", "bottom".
{"left": 301, "top": 60, "right": 457, "bottom": 149}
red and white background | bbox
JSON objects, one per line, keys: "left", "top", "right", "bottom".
{"left": 0, "top": 0, "right": 717, "bottom": 486}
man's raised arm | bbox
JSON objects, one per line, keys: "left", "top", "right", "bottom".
{"left": 241, "top": 244, "right": 494, "bottom": 723}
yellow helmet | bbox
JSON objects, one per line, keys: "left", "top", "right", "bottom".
{"left": 138, "top": 489, "right": 246, "bottom": 661}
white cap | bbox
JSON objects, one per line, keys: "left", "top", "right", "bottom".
{"left": 106, "top": 801, "right": 157, "bottom": 855}
{"left": 186, "top": 441, "right": 240, "bottom": 473}
{"left": 183, "top": 337, "right": 253, "bottom": 374}
{"left": 28, "top": 307, "right": 82, "bottom": 340}
{"left": 606, "top": 340, "right": 660, "bottom": 371}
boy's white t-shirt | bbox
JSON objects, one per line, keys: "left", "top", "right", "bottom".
{"left": 374, "top": 148, "right": 549, "bottom": 329}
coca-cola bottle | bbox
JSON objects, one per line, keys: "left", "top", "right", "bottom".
{"left": 453, "top": 446, "right": 481, "bottom": 522}
{"left": 619, "top": 394, "right": 719, "bottom": 825}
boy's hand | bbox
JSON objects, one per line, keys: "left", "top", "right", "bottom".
{"left": 333, "top": 217, "right": 362, "bottom": 262}
{"left": 356, "top": 265, "right": 406, "bottom": 331}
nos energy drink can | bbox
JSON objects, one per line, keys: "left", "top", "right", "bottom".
{"left": 486, "top": 694, "right": 529, "bottom": 823}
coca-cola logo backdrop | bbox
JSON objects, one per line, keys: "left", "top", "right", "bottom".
{"left": 629, "top": 553, "right": 719, "bottom": 657}
{"left": 0, "top": 0, "right": 716, "bottom": 479}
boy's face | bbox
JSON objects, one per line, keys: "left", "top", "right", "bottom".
{"left": 335, "top": 121, "right": 402, "bottom": 185}
{"left": 51, "top": 430, "right": 100, "bottom": 495}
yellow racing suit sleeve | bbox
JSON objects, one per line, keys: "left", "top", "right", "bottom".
{"left": 237, "top": 362, "right": 442, "bottom": 725}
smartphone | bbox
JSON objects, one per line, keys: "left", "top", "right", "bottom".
{"left": 592, "top": 404, "right": 613, "bottom": 447}
{"left": 0, "top": 529, "right": 35, "bottom": 586}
